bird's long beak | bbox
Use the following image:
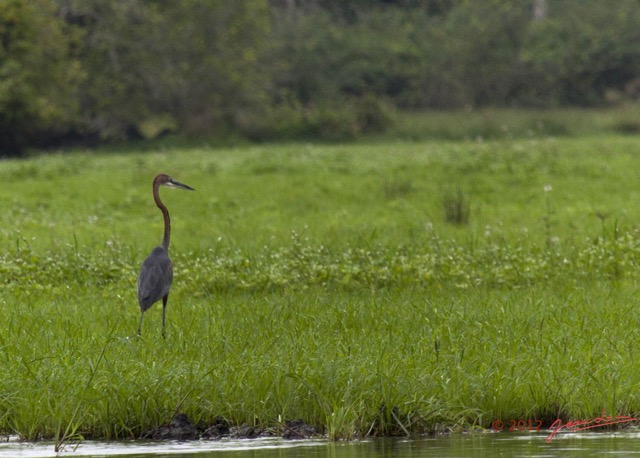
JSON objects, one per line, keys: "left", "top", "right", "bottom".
{"left": 167, "top": 178, "right": 195, "bottom": 191}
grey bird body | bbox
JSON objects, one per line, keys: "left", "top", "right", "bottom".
{"left": 138, "top": 246, "right": 173, "bottom": 313}
{"left": 137, "top": 174, "right": 194, "bottom": 337}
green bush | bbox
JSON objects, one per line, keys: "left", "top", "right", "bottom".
{"left": 236, "top": 95, "right": 394, "bottom": 141}
{"left": 0, "top": 0, "right": 83, "bottom": 155}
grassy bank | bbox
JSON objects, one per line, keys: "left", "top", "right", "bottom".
{"left": 387, "top": 105, "right": 640, "bottom": 141}
{"left": 1, "top": 132, "right": 640, "bottom": 441}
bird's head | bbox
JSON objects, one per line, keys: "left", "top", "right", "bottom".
{"left": 154, "top": 174, "right": 195, "bottom": 191}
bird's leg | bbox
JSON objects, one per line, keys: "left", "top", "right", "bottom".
{"left": 137, "top": 312, "right": 144, "bottom": 336}
{"left": 162, "top": 294, "right": 169, "bottom": 339}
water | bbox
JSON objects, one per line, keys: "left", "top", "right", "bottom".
{"left": 2, "top": 432, "right": 640, "bottom": 457}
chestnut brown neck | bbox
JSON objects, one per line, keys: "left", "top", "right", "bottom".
{"left": 153, "top": 179, "right": 171, "bottom": 250}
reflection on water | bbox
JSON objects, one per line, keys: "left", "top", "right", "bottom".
{"left": 3, "top": 432, "right": 640, "bottom": 457}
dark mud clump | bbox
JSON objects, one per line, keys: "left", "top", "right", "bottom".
{"left": 229, "top": 424, "right": 274, "bottom": 439}
{"left": 141, "top": 413, "right": 199, "bottom": 440}
{"left": 282, "top": 419, "right": 317, "bottom": 439}
{"left": 201, "top": 417, "right": 230, "bottom": 439}
{"left": 141, "top": 413, "right": 318, "bottom": 441}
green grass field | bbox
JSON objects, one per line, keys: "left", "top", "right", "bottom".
{"left": 1, "top": 127, "right": 640, "bottom": 442}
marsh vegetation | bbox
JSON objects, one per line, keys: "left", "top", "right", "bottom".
{"left": 1, "top": 126, "right": 640, "bottom": 442}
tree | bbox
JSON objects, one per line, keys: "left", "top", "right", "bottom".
{"left": 521, "top": 0, "right": 640, "bottom": 105}
{"left": 61, "top": 0, "right": 270, "bottom": 140}
{"left": 0, "top": 0, "right": 83, "bottom": 155}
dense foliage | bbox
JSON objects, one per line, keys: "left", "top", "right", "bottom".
{"left": 1, "top": 0, "right": 640, "bottom": 154}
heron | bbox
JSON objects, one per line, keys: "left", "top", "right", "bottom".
{"left": 137, "top": 173, "right": 194, "bottom": 338}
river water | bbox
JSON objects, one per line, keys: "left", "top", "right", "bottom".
{"left": 2, "top": 431, "right": 640, "bottom": 457}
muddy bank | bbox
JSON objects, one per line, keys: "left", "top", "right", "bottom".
{"left": 141, "top": 413, "right": 319, "bottom": 441}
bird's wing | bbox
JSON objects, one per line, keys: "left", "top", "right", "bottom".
{"left": 137, "top": 255, "right": 173, "bottom": 311}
